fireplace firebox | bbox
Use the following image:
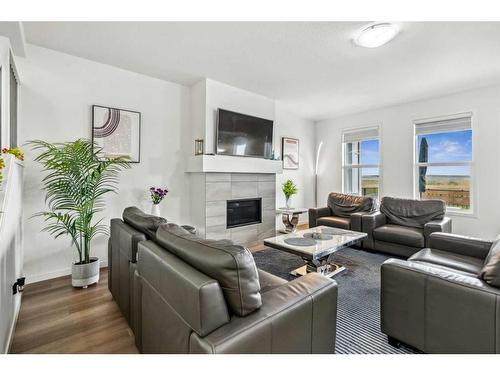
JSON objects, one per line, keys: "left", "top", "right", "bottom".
{"left": 226, "top": 198, "right": 262, "bottom": 229}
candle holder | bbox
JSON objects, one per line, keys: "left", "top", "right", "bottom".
{"left": 194, "top": 139, "right": 204, "bottom": 155}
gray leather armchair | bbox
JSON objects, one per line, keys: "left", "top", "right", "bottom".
{"left": 381, "top": 232, "right": 500, "bottom": 353}
{"left": 309, "top": 192, "right": 375, "bottom": 231}
{"left": 134, "top": 223, "right": 338, "bottom": 354}
{"left": 361, "top": 196, "right": 451, "bottom": 257}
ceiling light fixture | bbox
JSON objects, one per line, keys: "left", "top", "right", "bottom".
{"left": 353, "top": 22, "right": 400, "bottom": 48}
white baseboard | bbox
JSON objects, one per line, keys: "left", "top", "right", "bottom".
{"left": 5, "top": 296, "right": 21, "bottom": 354}
{"left": 27, "top": 260, "right": 109, "bottom": 284}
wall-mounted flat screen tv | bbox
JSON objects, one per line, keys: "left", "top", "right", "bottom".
{"left": 216, "top": 108, "right": 273, "bottom": 159}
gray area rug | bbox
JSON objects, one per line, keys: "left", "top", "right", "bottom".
{"left": 252, "top": 247, "right": 420, "bottom": 354}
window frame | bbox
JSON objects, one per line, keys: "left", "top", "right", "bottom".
{"left": 341, "top": 125, "right": 382, "bottom": 198}
{"left": 413, "top": 112, "right": 475, "bottom": 217}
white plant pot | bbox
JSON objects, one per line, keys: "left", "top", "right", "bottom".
{"left": 151, "top": 203, "right": 160, "bottom": 216}
{"left": 72, "top": 257, "right": 100, "bottom": 288}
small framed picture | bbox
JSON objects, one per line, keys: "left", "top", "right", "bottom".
{"left": 92, "top": 105, "right": 141, "bottom": 163}
{"left": 282, "top": 137, "right": 299, "bottom": 169}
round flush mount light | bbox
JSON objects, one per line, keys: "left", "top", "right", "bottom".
{"left": 353, "top": 22, "right": 400, "bottom": 48}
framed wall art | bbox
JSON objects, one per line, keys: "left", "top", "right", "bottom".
{"left": 282, "top": 137, "right": 299, "bottom": 170}
{"left": 92, "top": 104, "right": 141, "bottom": 163}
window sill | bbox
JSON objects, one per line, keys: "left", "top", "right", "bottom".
{"left": 446, "top": 210, "right": 477, "bottom": 219}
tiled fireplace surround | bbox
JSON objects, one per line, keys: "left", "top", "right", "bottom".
{"left": 192, "top": 172, "right": 276, "bottom": 245}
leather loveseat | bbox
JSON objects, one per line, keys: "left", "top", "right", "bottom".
{"left": 381, "top": 232, "right": 500, "bottom": 353}
{"left": 309, "top": 192, "right": 375, "bottom": 231}
{"left": 361, "top": 196, "right": 451, "bottom": 257}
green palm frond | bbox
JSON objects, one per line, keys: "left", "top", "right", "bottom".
{"left": 29, "top": 139, "right": 130, "bottom": 264}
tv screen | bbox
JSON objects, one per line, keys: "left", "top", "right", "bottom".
{"left": 216, "top": 109, "right": 273, "bottom": 159}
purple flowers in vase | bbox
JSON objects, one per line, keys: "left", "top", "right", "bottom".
{"left": 150, "top": 187, "right": 169, "bottom": 205}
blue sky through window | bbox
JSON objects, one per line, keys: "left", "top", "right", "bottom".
{"left": 417, "top": 129, "right": 472, "bottom": 175}
{"left": 360, "top": 139, "right": 379, "bottom": 176}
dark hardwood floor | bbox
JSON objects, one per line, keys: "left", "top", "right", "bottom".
{"left": 10, "top": 268, "right": 138, "bottom": 354}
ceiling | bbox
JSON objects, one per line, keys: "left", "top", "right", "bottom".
{"left": 22, "top": 22, "right": 500, "bottom": 120}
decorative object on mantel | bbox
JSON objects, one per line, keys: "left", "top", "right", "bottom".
{"left": 282, "top": 179, "right": 298, "bottom": 208}
{"left": 29, "top": 139, "right": 130, "bottom": 288}
{"left": 282, "top": 137, "right": 299, "bottom": 169}
{"left": 92, "top": 104, "right": 141, "bottom": 163}
{"left": 150, "top": 186, "right": 169, "bottom": 216}
{"left": 194, "top": 139, "right": 204, "bottom": 155}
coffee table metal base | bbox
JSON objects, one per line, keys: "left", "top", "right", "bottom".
{"left": 291, "top": 259, "right": 346, "bottom": 278}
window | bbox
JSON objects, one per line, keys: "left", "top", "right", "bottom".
{"left": 342, "top": 127, "right": 380, "bottom": 198}
{"left": 414, "top": 114, "right": 473, "bottom": 213}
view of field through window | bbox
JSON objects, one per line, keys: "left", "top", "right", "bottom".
{"left": 345, "top": 129, "right": 471, "bottom": 209}
{"left": 416, "top": 129, "right": 472, "bottom": 210}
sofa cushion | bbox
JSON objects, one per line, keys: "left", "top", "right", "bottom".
{"left": 410, "top": 248, "right": 484, "bottom": 276}
{"left": 257, "top": 269, "right": 287, "bottom": 293}
{"left": 123, "top": 206, "right": 167, "bottom": 239}
{"left": 327, "top": 193, "right": 374, "bottom": 218}
{"left": 373, "top": 224, "right": 425, "bottom": 248}
{"left": 317, "top": 216, "right": 351, "bottom": 229}
{"left": 155, "top": 223, "right": 262, "bottom": 317}
{"left": 380, "top": 197, "right": 445, "bottom": 229}
{"left": 480, "top": 236, "right": 500, "bottom": 287}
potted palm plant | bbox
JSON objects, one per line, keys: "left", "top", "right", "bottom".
{"left": 30, "top": 139, "right": 129, "bottom": 288}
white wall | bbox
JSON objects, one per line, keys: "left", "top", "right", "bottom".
{"left": 18, "top": 45, "right": 191, "bottom": 283}
{"left": 316, "top": 84, "right": 500, "bottom": 240}
{"left": 275, "top": 104, "right": 315, "bottom": 224}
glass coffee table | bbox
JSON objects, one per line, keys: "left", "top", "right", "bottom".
{"left": 263, "top": 226, "right": 367, "bottom": 278}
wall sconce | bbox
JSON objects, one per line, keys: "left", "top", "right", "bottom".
{"left": 194, "top": 139, "right": 204, "bottom": 155}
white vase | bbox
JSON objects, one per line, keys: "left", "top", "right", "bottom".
{"left": 151, "top": 203, "right": 160, "bottom": 217}
{"left": 286, "top": 197, "right": 292, "bottom": 209}
{"left": 72, "top": 257, "right": 100, "bottom": 288}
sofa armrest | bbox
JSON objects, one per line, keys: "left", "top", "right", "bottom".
{"left": 189, "top": 273, "right": 338, "bottom": 354}
{"left": 351, "top": 211, "right": 371, "bottom": 232}
{"left": 424, "top": 217, "right": 452, "bottom": 245}
{"left": 381, "top": 259, "right": 500, "bottom": 353}
{"left": 308, "top": 207, "right": 332, "bottom": 228}
{"left": 361, "top": 211, "right": 387, "bottom": 250}
{"left": 428, "top": 232, "right": 492, "bottom": 260}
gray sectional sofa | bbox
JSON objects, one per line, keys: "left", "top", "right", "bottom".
{"left": 108, "top": 207, "right": 338, "bottom": 354}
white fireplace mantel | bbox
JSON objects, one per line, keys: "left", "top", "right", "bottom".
{"left": 185, "top": 154, "right": 283, "bottom": 174}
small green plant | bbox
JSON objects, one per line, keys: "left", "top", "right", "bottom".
{"left": 282, "top": 179, "right": 298, "bottom": 200}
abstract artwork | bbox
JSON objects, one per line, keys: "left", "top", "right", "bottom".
{"left": 92, "top": 105, "right": 141, "bottom": 163}
{"left": 282, "top": 137, "right": 299, "bottom": 169}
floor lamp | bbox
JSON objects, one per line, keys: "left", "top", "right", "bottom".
{"left": 314, "top": 141, "right": 323, "bottom": 208}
